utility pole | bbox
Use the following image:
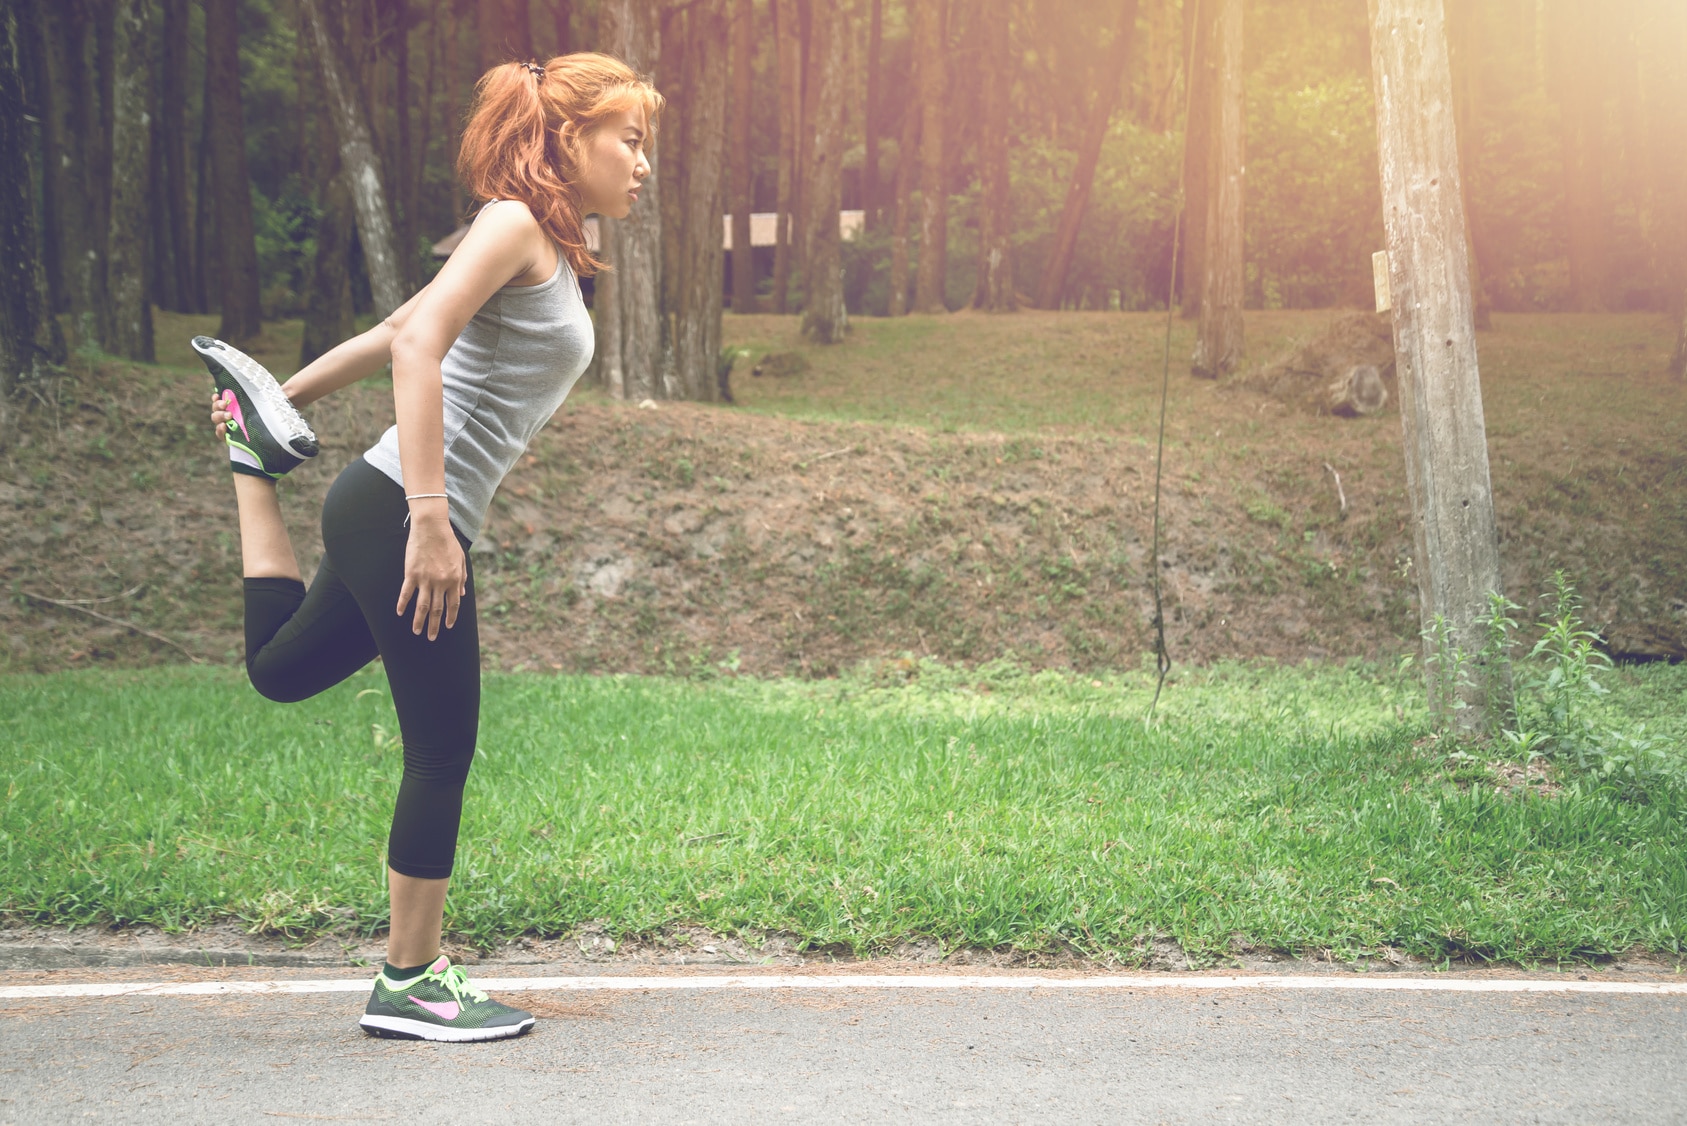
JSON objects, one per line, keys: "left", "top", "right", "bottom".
{"left": 1368, "top": 0, "right": 1512, "bottom": 732}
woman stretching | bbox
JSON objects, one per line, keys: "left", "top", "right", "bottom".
{"left": 195, "top": 54, "right": 659, "bottom": 1042}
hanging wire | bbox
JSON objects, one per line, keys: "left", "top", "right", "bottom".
{"left": 1144, "top": 0, "right": 1203, "bottom": 727}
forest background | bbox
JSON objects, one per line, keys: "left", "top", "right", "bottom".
{"left": 3, "top": 0, "right": 1686, "bottom": 400}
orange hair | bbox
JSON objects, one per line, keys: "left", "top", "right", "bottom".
{"left": 456, "top": 53, "right": 664, "bottom": 278}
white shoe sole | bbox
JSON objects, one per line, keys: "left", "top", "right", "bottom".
{"left": 192, "top": 336, "right": 319, "bottom": 458}
{"left": 359, "top": 1013, "right": 536, "bottom": 1042}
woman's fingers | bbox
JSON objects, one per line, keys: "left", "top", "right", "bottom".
{"left": 443, "top": 582, "right": 461, "bottom": 631}
{"left": 396, "top": 574, "right": 416, "bottom": 619}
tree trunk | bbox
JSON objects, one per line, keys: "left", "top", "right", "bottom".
{"left": 672, "top": 0, "right": 728, "bottom": 396}
{"left": 553, "top": 0, "right": 572, "bottom": 54}
{"left": 1550, "top": 0, "right": 1606, "bottom": 312}
{"left": 300, "top": 0, "right": 407, "bottom": 318}
{"left": 799, "top": 0, "right": 846, "bottom": 342}
{"left": 205, "top": 0, "right": 263, "bottom": 342}
{"left": 89, "top": 0, "right": 116, "bottom": 346}
{"left": 194, "top": 35, "right": 215, "bottom": 311}
{"left": 1368, "top": 0, "right": 1512, "bottom": 733}
{"left": 770, "top": 0, "right": 799, "bottom": 314}
{"left": 598, "top": 0, "right": 664, "bottom": 400}
{"left": 728, "top": 0, "right": 756, "bottom": 314}
{"left": 972, "top": 0, "right": 1015, "bottom": 311}
{"left": 1446, "top": 0, "right": 1491, "bottom": 329}
{"left": 1037, "top": 0, "right": 1137, "bottom": 310}
{"left": 887, "top": 97, "right": 919, "bottom": 317}
{"left": 863, "top": 0, "right": 882, "bottom": 231}
{"left": 791, "top": 0, "right": 812, "bottom": 295}
{"left": 1190, "top": 0, "right": 1242, "bottom": 378}
{"left": 0, "top": 0, "right": 66, "bottom": 418}
{"left": 912, "top": 0, "right": 947, "bottom": 313}
{"left": 394, "top": 0, "right": 417, "bottom": 293}
{"left": 105, "top": 0, "right": 153, "bottom": 360}
{"left": 300, "top": 110, "right": 356, "bottom": 367}
{"left": 1178, "top": 0, "right": 1211, "bottom": 318}
{"left": 157, "top": 0, "right": 197, "bottom": 312}
{"left": 35, "top": 0, "right": 85, "bottom": 317}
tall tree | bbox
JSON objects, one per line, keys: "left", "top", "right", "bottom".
{"left": 1549, "top": 0, "right": 1607, "bottom": 311}
{"left": 552, "top": 0, "right": 573, "bottom": 54}
{"left": 301, "top": 0, "right": 407, "bottom": 317}
{"left": 728, "top": 0, "right": 755, "bottom": 314}
{"left": 1178, "top": 0, "right": 1211, "bottom": 318}
{"left": 862, "top": 0, "right": 882, "bottom": 231}
{"left": 972, "top": 0, "right": 1015, "bottom": 311}
{"left": 205, "top": 0, "right": 264, "bottom": 342}
{"left": 886, "top": 96, "right": 919, "bottom": 316}
{"left": 1446, "top": 0, "right": 1491, "bottom": 329}
{"left": 105, "top": 0, "right": 153, "bottom": 360}
{"left": 1, "top": 0, "right": 66, "bottom": 419}
{"left": 799, "top": 0, "right": 846, "bottom": 341}
{"left": 911, "top": 0, "right": 947, "bottom": 313}
{"left": 300, "top": 102, "right": 357, "bottom": 367}
{"left": 1368, "top": 0, "right": 1510, "bottom": 732}
{"left": 670, "top": 0, "right": 729, "bottom": 395}
{"left": 1036, "top": 0, "right": 1138, "bottom": 310}
{"left": 35, "top": 0, "right": 94, "bottom": 319}
{"left": 480, "top": 0, "right": 534, "bottom": 69}
{"left": 598, "top": 0, "right": 665, "bottom": 400}
{"left": 770, "top": 0, "right": 800, "bottom": 313}
{"left": 155, "top": 0, "right": 197, "bottom": 312}
{"left": 1190, "top": 0, "right": 1242, "bottom": 378}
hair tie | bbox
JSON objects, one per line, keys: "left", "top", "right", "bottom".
{"left": 521, "top": 61, "right": 545, "bottom": 79}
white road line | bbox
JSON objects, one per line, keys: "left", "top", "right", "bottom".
{"left": 2, "top": 974, "right": 1684, "bottom": 1001}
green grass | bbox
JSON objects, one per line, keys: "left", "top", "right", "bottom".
{"left": 4, "top": 662, "right": 1685, "bottom": 964}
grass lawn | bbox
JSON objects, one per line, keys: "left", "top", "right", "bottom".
{"left": 4, "top": 662, "right": 1685, "bottom": 964}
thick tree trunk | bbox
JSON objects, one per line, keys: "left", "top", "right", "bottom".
{"left": 1368, "top": 0, "right": 1511, "bottom": 733}
{"left": 972, "top": 0, "right": 1015, "bottom": 312}
{"left": 35, "top": 0, "right": 84, "bottom": 317}
{"left": 1446, "top": 0, "right": 1491, "bottom": 329}
{"left": 1191, "top": 0, "right": 1242, "bottom": 378}
{"left": 1550, "top": 0, "right": 1606, "bottom": 312}
{"left": 105, "top": 0, "right": 153, "bottom": 360}
{"left": 1037, "top": 0, "right": 1137, "bottom": 310}
{"left": 770, "top": 0, "right": 799, "bottom": 314}
{"left": 89, "top": 0, "right": 116, "bottom": 345}
{"left": 1178, "top": 0, "right": 1211, "bottom": 318}
{"left": 912, "top": 0, "right": 947, "bottom": 313}
{"left": 728, "top": 0, "right": 756, "bottom": 314}
{"left": 672, "top": 0, "right": 728, "bottom": 396}
{"left": 1, "top": 0, "right": 66, "bottom": 418}
{"left": 394, "top": 0, "right": 417, "bottom": 293}
{"left": 598, "top": 0, "right": 664, "bottom": 400}
{"left": 194, "top": 41, "right": 215, "bottom": 310}
{"left": 205, "top": 0, "right": 263, "bottom": 342}
{"left": 300, "top": 111, "right": 356, "bottom": 367}
{"left": 799, "top": 0, "right": 846, "bottom": 342}
{"left": 155, "top": 0, "right": 197, "bottom": 312}
{"left": 886, "top": 98, "right": 919, "bottom": 317}
{"left": 301, "top": 0, "right": 407, "bottom": 318}
{"left": 791, "top": 0, "right": 812, "bottom": 294}
{"left": 863, "top": 0, "right": 882, "bottom": 231}
{"left": 553, "top": 0, "right": 573, "bottom": 55}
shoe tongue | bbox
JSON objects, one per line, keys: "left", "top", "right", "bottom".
{"left": 429, "top": 955, "right": 450, "bottom": 974}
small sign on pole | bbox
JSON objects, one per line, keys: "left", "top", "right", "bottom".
{"left": 1372, "top": 250, "right": 1392, "bottom": 313}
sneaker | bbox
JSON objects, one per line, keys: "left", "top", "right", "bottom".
{"left": 191, "top": 336, "right": 318, "bottom": 479}
{"left": 359, "top": 956, "right": 535, "bottom": 1042}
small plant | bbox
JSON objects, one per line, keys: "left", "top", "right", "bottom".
{"left": 1522, "top": 571, "right": 1611, "bottom": 759}
{"left": 1419, "top": 613, "right": 1470, "bottom": 730}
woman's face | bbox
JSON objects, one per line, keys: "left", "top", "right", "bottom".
{"left": 577, "top": 108, "right": 651, "bottom": 219}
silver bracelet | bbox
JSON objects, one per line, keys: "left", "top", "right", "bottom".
{"left": 405, "top": 493, "right": 448, "bottom": 501}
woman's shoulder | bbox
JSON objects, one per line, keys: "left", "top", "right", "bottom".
{"left": 473, "top": 198, "right": 543, "bottom": 234}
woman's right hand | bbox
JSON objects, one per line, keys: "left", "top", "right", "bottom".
{"left": 211, "top": 391, "right": 231, "bottom": 440}
{"left": 397, "top": 509, "right": 466, "bottom": 641}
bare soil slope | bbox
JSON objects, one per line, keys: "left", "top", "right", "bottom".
{"left": 2, "top": 310, "right": 1682, "bottom": 675}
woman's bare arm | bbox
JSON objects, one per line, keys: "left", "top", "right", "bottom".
{"left": 279, "top": 286, "right": 431, "bottom": 408}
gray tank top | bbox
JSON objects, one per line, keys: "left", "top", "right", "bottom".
{"left": 364, "top": 222, "right": 594, "bottom": 541}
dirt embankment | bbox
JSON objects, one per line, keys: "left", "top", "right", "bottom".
{"left": 2, "top": 336, "right": 1683, "bottom": 675}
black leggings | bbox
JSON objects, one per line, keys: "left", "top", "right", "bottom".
{"left": 243, "top": 456, "right": 478, "bottom": 880}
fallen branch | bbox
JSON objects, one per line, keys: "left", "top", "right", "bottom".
{"left": 1323, "top": 462, "right": 1348, "bottom": 519}
{"left": 21, "top": 590, "right": 204, "bottom": 663}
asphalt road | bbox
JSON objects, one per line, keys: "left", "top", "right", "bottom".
{"left": 4, "top": 974, "right": 1686, "bottom": 1124}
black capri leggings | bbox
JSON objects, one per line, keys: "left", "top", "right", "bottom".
{"left": 242, "top": 456, "right": 478, "bottom": 880}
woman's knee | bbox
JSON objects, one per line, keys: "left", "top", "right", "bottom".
{"left": 245, "top": 655, "right": 315, "bottom": 704}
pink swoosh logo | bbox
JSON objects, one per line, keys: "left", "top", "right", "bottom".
{"left": 223, "top": 391, "right": 248, "bottom": 440}
{"left": 408, "top": 995, "right": 460, "bottom": 1021}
